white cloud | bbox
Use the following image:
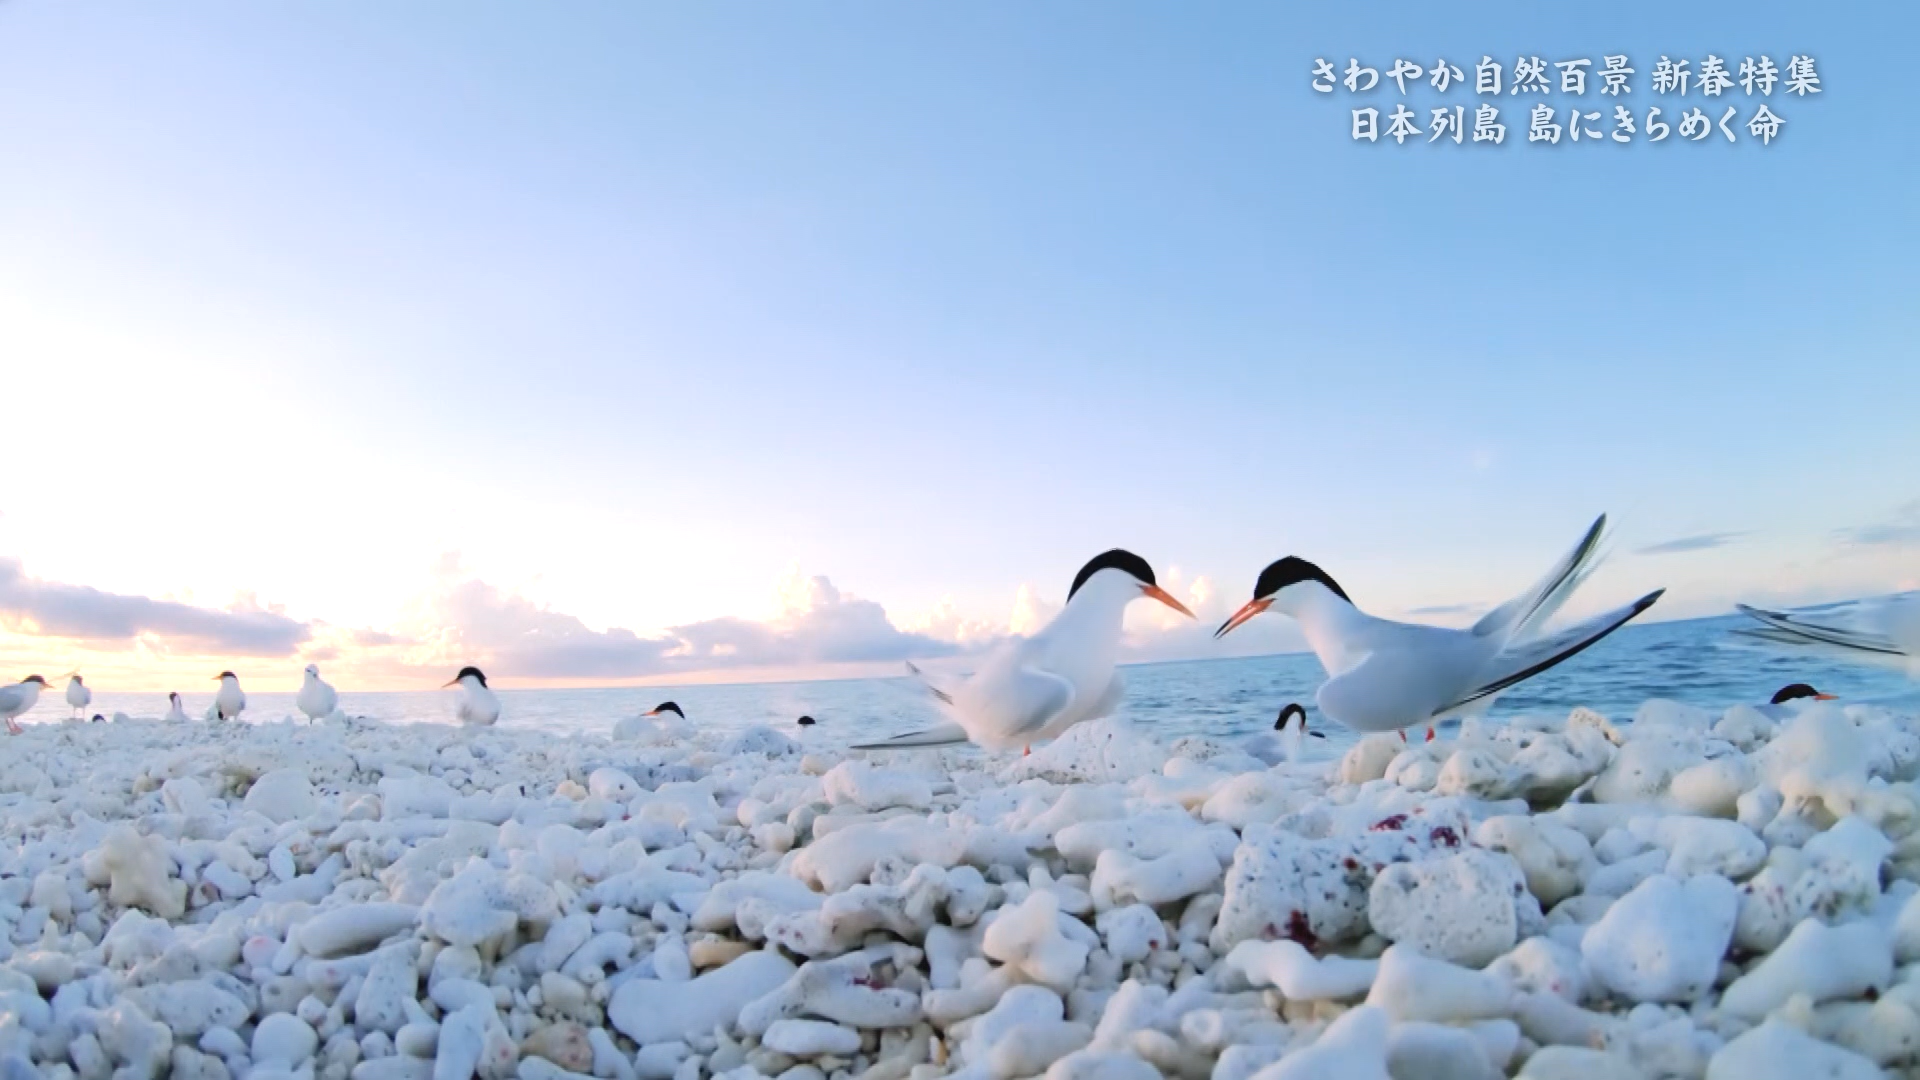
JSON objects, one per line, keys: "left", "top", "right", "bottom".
{"left": 905, "top": 596, "right": 1003, "bottom": 648}
{"left": 378, "top": 558, "right": 959, "bottom": 681}
{"left": 1635, "top": 531, "right": 1748, "bottom": 556}
{"left": 1837, "top": 500, "right": 1920, "bottom": 548}
{"left": 1008, "top": 583, "right": 1057, "bottom": 637}
{"left": 0, "top": 556, "right": 310, "bottom": 656}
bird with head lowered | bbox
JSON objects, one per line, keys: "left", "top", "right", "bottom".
{"left": 856, "top": 549, "right": 1194, "bottom": 754}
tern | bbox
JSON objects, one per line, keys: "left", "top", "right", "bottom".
{"left": 854, "top": 549, "right": 1196, "bottom": 754}
{"left": 1215, "top": 515, "right": 1664, "bottom": 739}
{"left": 445, "top": 666, "right": 501, "bottom": 726}
{"left": 297, "top": 664, "right": 339, "bottom": 723}
{"left": 642, "top": 701, "right": 684, "bottom": 721}
{"left": 0, "top": 675, "right": 50, "bottom": 735}
{"left": 1242, "top": 702, "right": 1327, "bottom": 766}
{"left": 212, "top": 671, "right": 247, "bottom": 721}
{"left": 164, "top": 692, "right": 190, "bottom": 723}
{"left": 1756, "top": 682, "right": 1837, "bottom": 722}
{"left": 1734, "top": 598, "right": 1920, "bottom": 675}
{"left": 65, "top": 675, "right": 91, "bottom": 720}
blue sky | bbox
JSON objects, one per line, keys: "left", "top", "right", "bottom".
{"left": 1, "top": 1, "right": 1915, "bottom": 688}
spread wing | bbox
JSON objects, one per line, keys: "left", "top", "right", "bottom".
{"left": 856, "top": 661, "right": 1073, "bottom": 751}
{"left": 904, "top": 660, "right": 956, "bottom": 705}
{"left": 1471, "top": 515, "right": 1609, "bottom": 643}
{"left": 1735, "top": 603, "right": 1906, "bottom": 656}
{"left": 1442, "top": 588, "right": 1664, "bottom": 713}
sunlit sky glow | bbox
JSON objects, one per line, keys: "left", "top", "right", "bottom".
{"left": 1, "top": 1, "right": 1915, "bottom": 690}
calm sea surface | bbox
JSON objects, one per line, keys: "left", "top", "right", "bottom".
{"left": 21, "top": 615, "right": 1919, "bottom": 753}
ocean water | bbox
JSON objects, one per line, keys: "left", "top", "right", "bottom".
{"left": 19, "top": 614, "right": 1918, "bottom": 751}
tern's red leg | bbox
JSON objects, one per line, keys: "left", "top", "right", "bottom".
{"left": 1398, "top": 730, "right": 1407, "bottom": 743}
{"left": 1426, "top": 726, "right": 1436, "bottom": 742}
{"left": 1023, "top": 745, "right": 1030, "bottom": 757}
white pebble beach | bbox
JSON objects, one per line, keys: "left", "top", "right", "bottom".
{"left": 3, "top": 696, "right": 1919, "bottom": 1080}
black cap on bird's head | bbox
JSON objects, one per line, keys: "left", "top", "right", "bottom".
{"left": 797, "top": 715, "right": 816, "bottom": 727}
{"left": 646, "top": 701, "right": 684, "bottom": 718}
{"left": 71, "top": 674, "right": 84, "bottom": 684}
{"left": 1216, "top": 557, "right": 1352, "bottom": 639}
{"left": 21, "top": 675, "right": 47, "bottom": 687}
{"left": 1272, "top": 701, "right": 1327, "bottom": 738}
{"left": 215, "top": 671, "right": 237, "bottom": 681}
{"left": 1066, "top": 549, "right": 1195, "bottom": 618}
{"left": 444, "top": 666, "right": 487, "bottom": 688}
{"left": 1771, "top": 682, "right": 1836, "bottom": 705}
{"left": 168, "top": 692, "right": 180, "bottom": 702}
{"left": 91, "top": 714, "right": 103, "bottom": 722}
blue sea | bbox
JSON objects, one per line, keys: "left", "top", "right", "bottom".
{"left": 21, "top": 615, "right": 1918, "bottom": 751}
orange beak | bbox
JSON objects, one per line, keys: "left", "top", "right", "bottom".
{"left": 1214, "top": 597, "right": 1272, "bottom": 639}
{"left": 1816, "top": 693, "right": 1837, "bottom": 700}
{"left": 441, "top": 678, "right": 458, "bottom": 688}
{"left": 1141, "top": 584, "right": 1196, "bottom": 619}
{"left": 643, "top": 707, "right": 660, "bottom": 716}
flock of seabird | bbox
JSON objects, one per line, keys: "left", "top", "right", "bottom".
{"left": 2, "top": 512, "right": 1910, "bottom": 746}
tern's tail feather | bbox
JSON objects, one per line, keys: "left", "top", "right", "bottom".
{"left": 851, "top": 722, "right": 971, "bottom": 750}
{"left": 1471, "top": 514, "right": 1609, "bottom": 644}
{"left": 1444, "top": 586, "right": 1663, "bottom": 714}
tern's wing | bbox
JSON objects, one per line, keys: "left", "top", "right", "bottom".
{"left": 851, "top": 722, "right": 973, "bottom": 749}
{"left": 1443, "top": 587, "right": 1664, "bottom": 713}
{"left": 853, "top": 667, "right": 1073, "bottom": 751}
{"left": 974, "top": 666, "right": 1076, "bottom": 740}
{"left": 850, "top": 662, "right": 966, "bottom": 748}
{"left": 1730, "top": 628, "right": 1915, "bottom": 673}
{"left": 1734, "top": 603, "right": 1906, "bottom": 656}
{"left": 1471, "top": 515, "right": 1609, "bottom": 644}
{"left": 904, "top": 661, "right": 956, "bottom": 705}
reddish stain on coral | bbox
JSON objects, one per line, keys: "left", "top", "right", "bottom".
{"left": 1371, "top": 814, "right": 1409, "bottom": 832}
{"left": 1429, "top": 826, "right": 1461, "bottom": 847}
{"left": 1283, "top": 910, "right": 1317, "bottom": 947}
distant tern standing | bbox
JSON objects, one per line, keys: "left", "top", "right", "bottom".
{"left": 65, "top": 675, "right": 90, "bottom": 720}
{"left": 1242, "top": 703, "right": 1326, "bottom": 766}
{"left": 855, "top": 549, "right": 1195, "bottom": 754}
{"left": 1216, "top": 515, "right": 1663, "bottom": 740}
{"left": 164, "top": 692, "right": 190, "bottom": 723}
{"left": 297, "top": 664, "right": 338, "bottom": 722}
{"left": 445, "top": 666, "right": 501, "bottom": 726}
{"left": 0, "top": 675, "right": 50, "bottom": 735}
{"left": 212, "top": 671, "right": 247, "bottom": 721}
